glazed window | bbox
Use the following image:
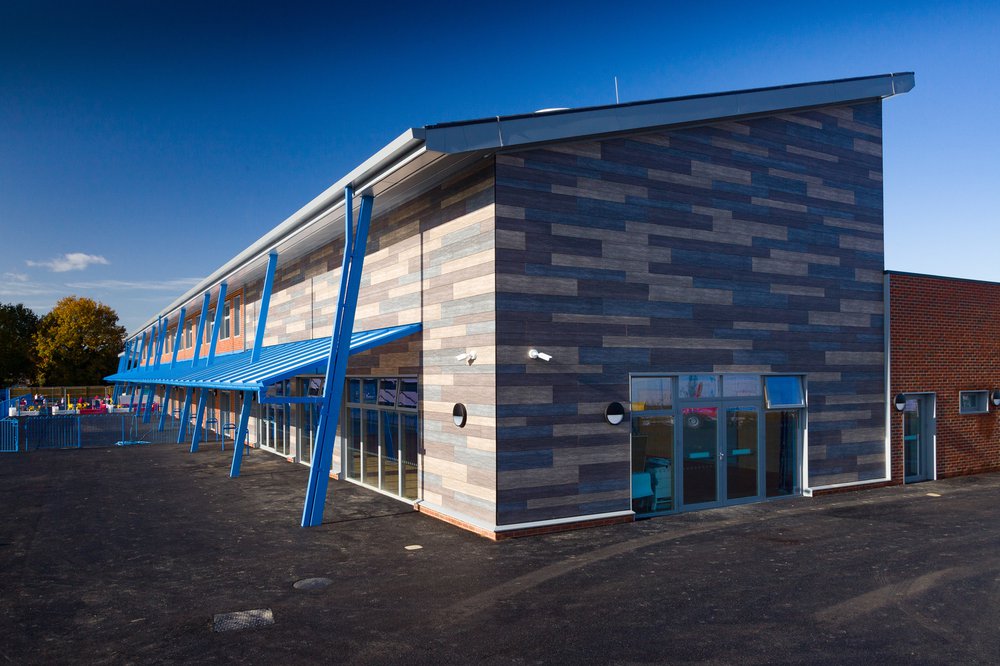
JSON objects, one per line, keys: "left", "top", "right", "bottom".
{"left": 959, "top": 391, "right": 988, "bottom": 415}
{"left": 232, "top": 296, "right": 241, "bottom": 336}
{"left": 764, "top": 376, "right": 805, "bottom": 409}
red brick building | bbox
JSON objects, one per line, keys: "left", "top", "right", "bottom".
{"left": 887, "top": 271, "right": 1000, "bottom": 483}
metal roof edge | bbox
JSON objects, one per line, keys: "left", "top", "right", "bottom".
{"left": 422, "top": 72, "right": 915, "bottom": 154}
{"left": 133, "top": 129, "right": 426, "bottom": 335}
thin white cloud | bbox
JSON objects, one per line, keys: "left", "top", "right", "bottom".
{"left": 2, "top": 271, "right": 29, "bottom": 282}
{"left": 26, "top": 252, "right": 110, "bottom": 272}
{"left": 63, "top": 278, "right": 202, "bottom": 291}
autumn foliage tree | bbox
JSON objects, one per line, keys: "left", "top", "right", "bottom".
{"left": 33, "top": 296, "right": 125, "bottom": 386}
{"left": 0, "top": 303, "right": 39, "bottom": 385}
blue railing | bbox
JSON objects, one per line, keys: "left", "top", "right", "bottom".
{"left": 0, "top": 418, "right": 18, "bottom": 453}
{"left": 8, "top": 412, "right": 211, "bottom": 450}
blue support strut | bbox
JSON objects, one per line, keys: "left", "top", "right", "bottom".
{"left": 177, "top": 388, "right": 193, "bottom": 443}
{"left": 142, "top": 382, "right": 156, "bottom": 423}
{"left": 302, "top": 188, "right": 373, "bottom": 527}
{"left": 190, "top": 389, "right": 208, "bottom": 452}
{"left": 230, "top": 391, "right": 254, "bottom": 477}
{"left": 158, "top": 386, "right": 171, "bottom": 432}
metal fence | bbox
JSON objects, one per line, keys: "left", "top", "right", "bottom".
{"left": 1, "top": 393, "right": 30, "bottom": 418}
{"left": 8, "top": 411, "right": 220, "bottom": 451}
{"left": 1, "top": 418, "right": 17, "bottom": 453}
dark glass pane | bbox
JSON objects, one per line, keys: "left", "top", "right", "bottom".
{"left": 378, "top": 379, "right": 398, "bottom": 407}
{"left": 363, "top": 409, "right": 379, "bottom": 486}
{"left": 631, "top": 414, "right": 673, "bottom": 513}
{"left": 402, "top": 414, "right": 418, "bottom": 499}
{"left": 765, "top": 410, "right": 798, "bottom": 497}
{"left": 726, "top": 407, "right": 758, "bottom": 500}
{"left": 398, "top": 379, "right": 418, "bottom": 409}
{"left": 349, "top": 379, "right": 361, "bottom": 403}
{"left": 381, "top": 411, "right": 399, "bottom": 494}
{"left": 682, "top": 407, "right": 717, "bottom": 505}
{"left": 347, "top": 408, "right": 361, "bottom": 480}
{"left": 362, "top": 379, "right": 377, "bottom": 404}
{"left": 306, "top": 378, "right": 323, "bottom": 397}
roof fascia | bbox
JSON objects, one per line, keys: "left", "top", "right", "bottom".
{"left": 421, "top": 73, "right": 915, "bottom": 154}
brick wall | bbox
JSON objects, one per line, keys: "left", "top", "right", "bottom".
{"left": 889, "top": 273, "right": 1000, "bottom": 480}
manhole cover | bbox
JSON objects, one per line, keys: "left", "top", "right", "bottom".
{"left": 293, "top": 577, "right": 333, "bottom": 591}
{"left": 212, "top": 608, "right": 274, "bottom": 632}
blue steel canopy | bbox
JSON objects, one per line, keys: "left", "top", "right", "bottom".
{"left": 105, "top": 323, "right": 421, "bottom": 392}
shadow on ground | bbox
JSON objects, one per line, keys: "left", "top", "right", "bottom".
{"left": 2, "top": 445, "right": 999, "bottom": 664}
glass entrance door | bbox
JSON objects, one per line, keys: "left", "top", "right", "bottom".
{"left": 903, "top": 395, "right": 931, "bottom": 482}
{"left": 725, "top": 407, "right": 759, "bottom": 501}
{"left": 682, "top": 407, "right": 718, "bottom": 505}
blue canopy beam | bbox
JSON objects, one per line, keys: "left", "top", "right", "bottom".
{"left": 302, "top": 186, "right": 373, "bottom": 527}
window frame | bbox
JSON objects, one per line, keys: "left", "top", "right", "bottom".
{"left": 958, "top": 390, "right": 989, "bottom": 415}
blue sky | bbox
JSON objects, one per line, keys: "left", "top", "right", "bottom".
{"left": 2, "top": 1, "right": 998, "bottom": 332}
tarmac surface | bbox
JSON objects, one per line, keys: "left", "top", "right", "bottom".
{"left": 2, "top": 443, "right": 1000, "bottom": 665}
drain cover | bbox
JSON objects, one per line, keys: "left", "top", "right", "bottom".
{"left": 213, "top": 608, "right": 274, "bottom": 632}
{"left": 293, "top": 577, "right": 333, "bottom": 591}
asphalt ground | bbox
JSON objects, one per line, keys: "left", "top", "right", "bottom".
{"left": 2, "top": 444, "right": 999, "bottom": 665}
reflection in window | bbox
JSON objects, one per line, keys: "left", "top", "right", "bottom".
{"left": 764, "top": 376, "right": 805, "bottom": 409}
{"left": 959, "top": 390, "right": 988, "bottom": 414}
{"left": 398, "top": 379, "right": 418, "bottom": 409}
{"left": 378, "top": 379, "right": 398, "bottom": 407}
{"left": 631, "top": 377, "right": 672, "bottom": 411}
{"left": 723, "top": 374, "right": 761, "bottom": 398}
{"left": 349, "top": 379, "right": 361, "bottom": 403}
{"left": 631, "top": 414, "right": 673, "bottom": 514}
{"left": 362, "top": 379, "right": 377, "bottom": 404}
{"left": 678, "top": 374, "right": 718, "bottom": 399}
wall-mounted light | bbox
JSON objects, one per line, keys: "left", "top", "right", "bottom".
{"left": 991, "top": 390, "right": 1000, "bottom": 407}
{"left": 893, "top": 394, "right": 907, "bottom": 412}
{"left": 528, "top": 349, "right": 552, "bottom": 362}
{"left": 452, "top": 403, "right": 468, "bottom": 428}
{"left": 605, "top": 402, "right": 626, "bottom": 425}
{"left": 455, "top": 351, "right": 477, "bottom": 364}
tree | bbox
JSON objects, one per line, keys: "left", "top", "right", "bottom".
{"left": 34, "top": 296, "right": 125, "bottom": 386}
{"left": 0, "top": 303, "right": 39, "bottom": 386}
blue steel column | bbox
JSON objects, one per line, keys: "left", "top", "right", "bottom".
{"left": 229, "top": 391, "right": 254, "bottom": 477}
{"left": 112, "top": 340, "right": 129, "bottom": 404}
{"left": 302, "top": 188, "right": 373, "bottom": 527}
{"left": 170, "top": 307, "right": 186, "bottom": 368}
{"left": 251, "top": 253, "right": 279, "bottom": 363}
{"left": 158, "top": 386, "right": 171, "bottom": 432}
{"left": 208, "top": 283, "right": 227, "bottom": 364}
{"left": 142, "top": 382, "right": 157, "bottom": 423}
{"left": 154, "top": 316, "right": 167, "bottom": 369}
{"left": 190, "top": 389, "right": 208, "bottom": 452}
{"left": 177, "top": 387, "right": 193, "bottom": 443}
{"left": 191, "top": 292, "right": 211, "bottom": 368}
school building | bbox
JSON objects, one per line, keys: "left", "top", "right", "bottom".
{"left": 109, "top": 72, "right": 949, "bottom": 539}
